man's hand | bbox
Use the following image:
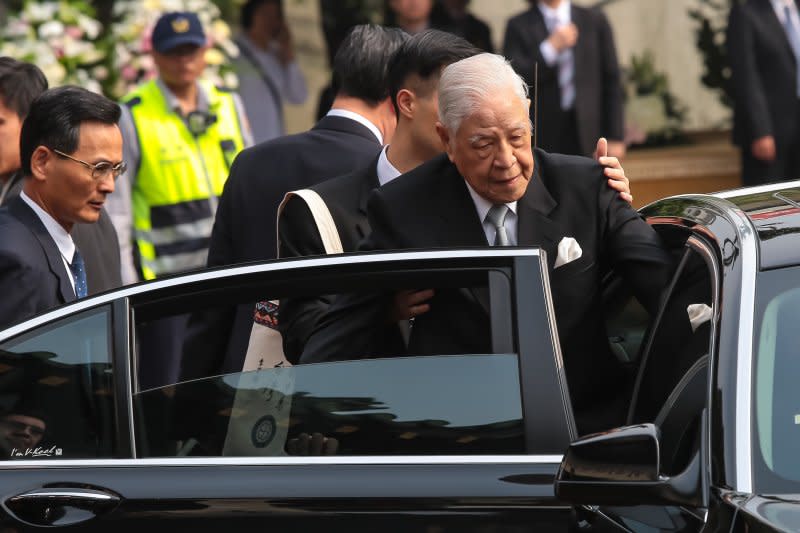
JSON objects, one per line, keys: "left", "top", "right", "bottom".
{"left": 594, "top": 137, "right": 632, "bottom": 204}
{"left": 547, "top": 23, "right": 579, "bottom": 52}
{"left": 287, "top": 432, "right": 338, "bottom": 456}
{"left": 390, "top": 289, "right": 434, "bottom": 321}
{"left": 751, "top": 135, "right": 776, "bottom": 162}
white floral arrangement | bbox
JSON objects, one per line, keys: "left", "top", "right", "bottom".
{"left": 0, "top": 1, "right": 106, "bottom": 94}
{"left": 108, "top": 0, "right": 240, "bottom": 99}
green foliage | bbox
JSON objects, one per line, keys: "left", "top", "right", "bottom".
{"left": 688, "top": 0, "right": 743, "bottom": 109}
{"left": 624, "top": 50, "right": 688, "bottom": 147}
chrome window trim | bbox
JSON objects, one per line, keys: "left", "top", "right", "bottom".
{"left": 0, "top": 249, "right": 541, "bottom": 342}
{"left": 727, "top": 207, "right": 758, "bottom": 493}
{"left": 0, "top": 454, "right": 563, "bottom": 469}
{"left": 538, "top": 253, "right": 576, "bottom": 441}
{"left": 715, "top": 180, "right": 800, "bottom": 199}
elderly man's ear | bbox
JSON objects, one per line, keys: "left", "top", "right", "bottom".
{"left": 435, "top": 122, "right": 454, "bottom": 162}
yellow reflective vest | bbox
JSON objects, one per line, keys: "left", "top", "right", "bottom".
{"left": 123, "top": 80, "right": 245, "bottom": 280}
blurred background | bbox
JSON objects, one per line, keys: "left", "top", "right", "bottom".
{"left": 0, "top": 0, "right": 739, "bottom": 205}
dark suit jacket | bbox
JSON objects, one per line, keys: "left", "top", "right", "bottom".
{"left": 207, "top": 115, "right": 383, "bottom": 267}
{"left": 301, "top": 150, "right": 673, "bottom": 410}
{"left": 727, "top": 0, "right": 799, "bottom": 147}
{"left": 277, "top": 156, "right": 379, "bottom": 360}
{"left": 2, "top": 173, "right": 121, "bottom": 295}
{"left": 180, "top": 116, "right": 382, "bottom": 381}
{"left": 0, "top": 197, "right": 76, "bottom": 329}
{"left": 503, "top": 5, "right": 624, "bottom": 155}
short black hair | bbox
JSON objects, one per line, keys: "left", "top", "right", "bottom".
{"left": 0, "top": 57, "right": 49, "bottom": 119}
{"left": 241, "top": 0, "right": 282, "bottom": 29}
{"left": 333, "top": 24, "right": 410, "bottom": 106}
{"left": 20, "top": 86, "right": 121, "bottom": 177}
{"left": 387, "top": 29, "right": 480, "bottom": 115}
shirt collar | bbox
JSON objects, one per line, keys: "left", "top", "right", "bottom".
{"left": 463, "top": 179, "right": 518, "bottom": 224}
{"left": 376, "top": 145, "right": 401, "bottom": 187}
{"left": 325, "top": 108, "right": 384, "bottom": 145}
{"left": 538, "top": 0, "right": 571, "bottom": 24}
{"left": 156, "top": 78, "right": 210, "bottom": 115}
{"left": 19, "top": 190, "right": 76, "bottom": 264}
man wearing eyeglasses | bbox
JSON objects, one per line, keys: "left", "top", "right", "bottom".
{"left": 0, "top": 57, "right": 123, "bottom": 299}
{"left": 0, "top": 86, "right": 123, "bottom": 330}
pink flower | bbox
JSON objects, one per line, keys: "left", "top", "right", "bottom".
{"left": 65, "top": 26, "right": 84, "bottom": 39}
{"left": 121, "top": 65, "right": 137, "bottom": 82}
{"left": 140, "top": 26, "right": 153, "bottom": 54}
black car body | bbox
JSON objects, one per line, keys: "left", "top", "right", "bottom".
{"left": 0, "top": 181, "right": 798, "bottom": 531}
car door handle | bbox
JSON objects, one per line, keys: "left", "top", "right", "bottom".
{"left": 3, "top": 487, "right": 121, "bottom": 527}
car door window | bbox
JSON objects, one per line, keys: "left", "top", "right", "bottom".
{"left": 0, "top": 306, "right": 116, "bottom": 460}
{"left": 129, "top": 257, "right": 555, "bottom": 458}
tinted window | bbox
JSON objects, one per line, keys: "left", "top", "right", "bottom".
{"left": 135, "top": 354, "right": 524, "bottom": 457}
{"left": 0, "top": 307, "right": 116, "bottom": 460}
{"left": 754, "top": 266, "right": 800, "bottom": 492}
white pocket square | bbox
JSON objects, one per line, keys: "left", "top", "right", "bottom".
{"left": 554, "top": 237, "right": 582, "bottom": 269}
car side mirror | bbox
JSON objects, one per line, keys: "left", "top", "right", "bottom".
{"left": 555, "top": 422, "right": 705, "bottom": 507}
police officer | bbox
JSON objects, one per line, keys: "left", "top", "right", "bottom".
{"left": 108, "top": 11, "right": 252, "bottom": 284}
{"left": 106, "top": 12, "right": 252, "bottom": 390}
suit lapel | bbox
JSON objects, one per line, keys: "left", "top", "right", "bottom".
{"left": 433, "top": 160, "right": 488, "bottom": 247}
{"left": 528, "top": 7, "right": 551, "bottom": 53}
{"left": 8, "top": 197, "right": 75, "bottom": 303}
{"left": 518, "top": 153, "right": 561, "bottom": 269}
{"left": 758, "top": 0, "right": 798, "bottom": 64}
{"left": 570, "top": 5, "right": 587, "bottom": 86}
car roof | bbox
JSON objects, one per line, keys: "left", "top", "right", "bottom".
{"left": 715, "top": 180, "right": 800, "bottom": 270}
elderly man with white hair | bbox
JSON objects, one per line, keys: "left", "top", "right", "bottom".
{"left": 301, "top": 53, "right": 674, "bottom": 433}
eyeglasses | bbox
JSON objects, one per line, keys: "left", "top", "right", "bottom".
{"left": 53, "top": 149, "right": 127, "bottom": 181}
{"left": 1, "top": 419, "right": 45, "bottom": 437}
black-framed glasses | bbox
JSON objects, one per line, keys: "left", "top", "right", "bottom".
{"left": 53, "top": 149, "right": 127, "bottom": 181}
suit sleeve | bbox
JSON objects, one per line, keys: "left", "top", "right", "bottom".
{"left": 727, "top": 4, "right": 773, "bottom": 141}
{"left": 277, "top": 195, "right": 336, "bottom": 362}
{"left": 599, "top": 178, "right": 674, "bottom": 315}
{"left": 597, "top": 10, "right": 625, "bottom": 141}
{"left": 299, "top": 189, "right": 405, "bottom": 364}
{"left": 0, "top": 250, "right": 41, "bottom": 330}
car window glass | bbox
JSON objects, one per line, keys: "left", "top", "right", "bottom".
{"left": 135, "top": 354, "right": 524, "bottom": 457}
{"left": 131, "top": 266, "right": 528, "bottom": 457}
{"left": 0, "top": 307, "right": 116, "bottom": 461}
{"left": 754, "top": 267, "right": 800, "bottom": 492}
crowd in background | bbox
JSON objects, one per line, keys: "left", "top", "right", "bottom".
{"left": 0, "top": 0, "right": 797, "bottom": 409}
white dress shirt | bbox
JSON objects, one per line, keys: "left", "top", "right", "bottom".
{"left": 463, "top": 181, "right": 519, "bottom": 246}
{"left": 19, "top": 191, "right": 76, "bottom": 294}
{"left": 325, "top": 109, "right": 384, "bottom": 145}
{"left": 771, "top": 0, "right": 800, "bottom": 96}
{"left": 376, "top": 146, "right": 402, "bottom": 187}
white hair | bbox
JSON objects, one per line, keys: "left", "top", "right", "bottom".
{"left": 438, "top": 53, "right": 530, "bottom": 133}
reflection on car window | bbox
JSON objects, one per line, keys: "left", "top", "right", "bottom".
{"left": 134, "top": 354, "right": 524, "bottom": 457}
{"left": 754, "top": 267, "right": 800, "bottom": 491}
{"left": 0, "top": 307, "right": 116, "bottom": 461}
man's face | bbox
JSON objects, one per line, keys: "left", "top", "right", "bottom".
{"left": 0, "top": 98, "right": 23, "bottom": 179}
{"left": 390, "top": 0, "right": 433, "bottom": 23}
{"left": 254, "top": 1, "right": 283, "bottom": 39}
{"left": 153, "top": 44, "right": 207, "bottom": 88}
{"left": 437, "top": 89, "right": 534, "bottom": 204}
{"left": 39, "top": 122, "right": 122, "bottom": 228}
{"left": 0, "top": 414, "right": 46, "bottom": 452}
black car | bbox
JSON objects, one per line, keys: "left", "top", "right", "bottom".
{"left": 0, "top": 181, "right": 798, "bottom": 532}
